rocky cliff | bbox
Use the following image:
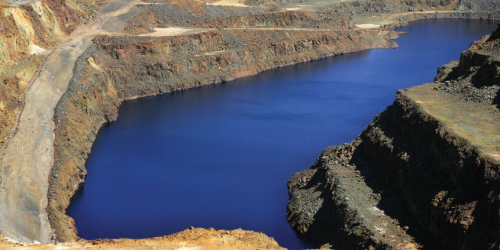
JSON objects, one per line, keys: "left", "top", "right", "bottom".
{"left": 287, "top": 23, "right": 500, "bottom": 249}
{"left": 0, "top": 0, "right": 499, "bottom": 247}
{"left": 49, "top": 25, "right": 398, "bottom": 242}
{"left": 0, "top": 0, "right": 108, "bottom": 243}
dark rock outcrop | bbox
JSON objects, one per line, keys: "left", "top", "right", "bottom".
{"left": 41, "top": 0, "right": 499, "bottom": 244}
{"left": 0, "top": 0, "right": 498, "bottom": 246}
{"left": 48, "top": 26, "right": 397, "bottom": 241}
{"left": 288, "top": 24, "right": 500, "bottom": 250}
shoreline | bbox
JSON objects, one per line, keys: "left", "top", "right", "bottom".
{"left": 0, "top": 0, "right": 498, "bottom": 247}
{"left": 58, "top": 15, "right": 495, "bottom": 242}
{"left": 287, "top": 23, "right": 500, "bottom": 248}
{"left": 49, "top": 26, "right": 398, "bottom": 242}
{"left": 46, "top": 14, "right": 500, "bottom": 242}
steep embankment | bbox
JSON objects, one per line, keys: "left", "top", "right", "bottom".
{"left": 0, "top": 0, "right": 106, "bottom": 147}
{"left": 0, "top": 0, "right": 108, "bottom": 243}
{"left": 0, "top": 0, "right": 498, "bottom": 247}
{"left": 288, "top": 24, "right": 500, "bottom": 249}
{"left": 49, "top": 25, "right": 398, "bottom": 242}
{"left": 45, "top": 0, "right": 500, "bottom": 244}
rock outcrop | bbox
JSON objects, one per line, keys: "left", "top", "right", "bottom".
{"left": 0, "top": 0, "right": 106, "bottom": 148}
{"left": 287, "top": 24, "right": 500, "bottom": 250}
{"left": 49, "top": 24, "right": 398, "bottom": 242}
{"left": 0, "top": 0, "right": 499, "bottom": 247}
{"left": 0, "top": 0, "right": 107, "bottom": 243}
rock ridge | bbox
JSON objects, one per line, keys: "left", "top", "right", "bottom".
{"left": 47, "top": 0, "right": 499, "bottom": 244}
{"left": 287, "top": 23, "right": 500, "bottom": 249}
{"left": 0, "top": 0, "right": 499, "bottom": 247}
{"left": 49, "top": 25, "right": 397, "bottom": 242}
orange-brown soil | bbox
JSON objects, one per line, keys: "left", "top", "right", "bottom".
{"left": 0, "top": 0, "right": 499, "bottom": 249}
{"left": 0, "top": 228, "right": 285, "bottom": 250}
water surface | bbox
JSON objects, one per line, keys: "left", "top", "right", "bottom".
{"left": 67, "top": 19, "right": 497, "bottom": 249}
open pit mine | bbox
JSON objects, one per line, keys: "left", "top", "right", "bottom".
{"left": 0, "top": 0, "right": 499, "bottom": 249}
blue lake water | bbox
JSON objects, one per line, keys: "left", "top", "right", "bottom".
{"left": 67, "top": 19, "right": 498, "bottom": 249}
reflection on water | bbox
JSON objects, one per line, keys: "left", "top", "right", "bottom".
{"left": 67, "top": 19, "right": 497, "bottom": 249}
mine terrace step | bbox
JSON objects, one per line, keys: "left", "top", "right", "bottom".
{"left": 403, "top": 82, "right": 500, "bottom": 163}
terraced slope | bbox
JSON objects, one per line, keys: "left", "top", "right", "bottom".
{"left": 0, "top": 0, "right": 499, "bottom": 247}
{"left": 288, "top": 23, "right": 500, "bottom": 250}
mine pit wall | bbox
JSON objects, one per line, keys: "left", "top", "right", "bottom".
{"left": 149, "top": 3, "right": 268, "bottom": 24}
{"left": 288, "top": 92, "right": 500, "bottom": 249}
{"left": 124, "top": 3, "right": 269, "bottom": 34}
{"left": 0, "top": 0, "right": 105, "bottom": 242}
{"left": 126, "top": 0, "right": 500, "bottom": 35}
{"left": 288, "top": 25, "right": 500, "bottom": 249}
{"left": 180, "top": 11, "right": 352, "bottom": 29}
{"left": 358, "top": 93, "right": 500, "bottom": 249}
{"left": 457, "top": 35, "right": 500, "bottom": 87}
{"left": 246, "top": 0, "right": 460, "bottom": 11}
{"left": 0, "top": 0, "right": 105, "bottom": 148}
{"left": 287, "top": 154, "right": 389, "bottom": 249}
{"left": 47, "top": 28, "right": 398, "bottom": 241}
{"left": 125, "top": 4, "right": 351, "bottom": 34}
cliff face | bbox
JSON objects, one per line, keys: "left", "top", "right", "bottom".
{"left": 180, "top": 11, "right": 352, "bottom": 29}
{"left": 49, "top": 25, "right": 397, "bottom": 242}
{"left": 0, "top": 0, "right": 107, "bottom": 243}
{"left": 287, "top": 24, "right": 500, "bottom": 249}
{"left": 0, "top": 0, "right": 499, "bottom": 246}
{"left": 46, "top": 0, "right": 499, "bottom": 244}
{"left": 245, "top": 0, "right": 469, "bottom": 10}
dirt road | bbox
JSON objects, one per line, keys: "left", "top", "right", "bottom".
{"left": 0, "top": 0, "right": 143, "bottom": 243}
{"left": 0, "top": 0, "right": 243, "bottom": 243}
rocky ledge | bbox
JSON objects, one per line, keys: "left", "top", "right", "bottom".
{"left": 287, "top": 24, "right": 500, "bottom": 249}
{"left": 49, "top": 24, "right": 398, "bottom": 243}
{"left": 1, "top": 0, "right": 499, "bottom": 247}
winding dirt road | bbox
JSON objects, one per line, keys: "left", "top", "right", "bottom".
{"left": 0, "top": 0, "right": 315, "bottom": 243}
{"left": 0, "top": 0, "right": 147, "bottom": 243}
{"left": 0, "top": 0, "right": 452, "bottom": 244}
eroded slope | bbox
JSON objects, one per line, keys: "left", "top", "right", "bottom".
{"left": 49, "top": 23, "right": 398, "bottom": 242}
{"left": 0, "top": 0, "right": 109, "bottom": 243}
{"left": 288, "top": 24, "right": 500, "bottom": 250}
{"left": 0, "top": 0, "right": 499, "bottom": 247}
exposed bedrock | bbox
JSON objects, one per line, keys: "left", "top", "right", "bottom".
{"left": 125, "top": 0, "right": 500, "bottom": 35}
{"left": 124, "top": 2, "right": 353, "bottom": 35}
{"left": 0, "top": 0, "right": 498, "bottom": 246}
{"left": 0, "top": 0, "right": 107, "bottom": 243}
{"left": 0, "top": 0, "right": 106, "bottom": 149}
{"left": 245, "top": 0, "right": 499, "bottom": 13}
{"left": 48, "top": 27, "right": 397, "bottom": 241}
{"left": 179, "top": 11, "right": 352, "bottom": 30}
{"left": 287, "top": 24, "right": 500, "bottom": 249}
